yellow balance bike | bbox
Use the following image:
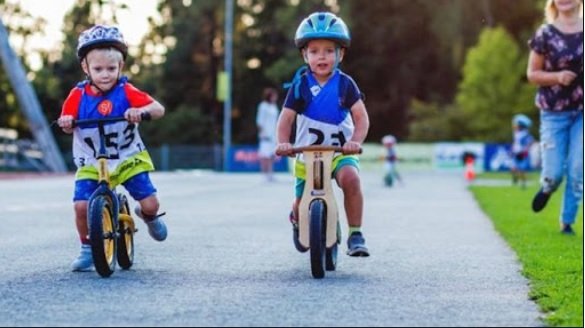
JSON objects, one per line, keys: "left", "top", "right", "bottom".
{"left": 73, "top": 116, "right": 145, "bottom": 278}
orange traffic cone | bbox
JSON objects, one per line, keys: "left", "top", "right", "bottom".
{"left": 464, "top": 158, "right": 476, "bottom": 182}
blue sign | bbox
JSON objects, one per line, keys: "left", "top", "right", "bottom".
{"left": 484, "top": 143, "right": 514, "bottom": 172}
{"left": 484, "top": 143, "right": 538, "bottom": 172}
{"left": 226, "top": 145, "right": 289, "bottom": 172}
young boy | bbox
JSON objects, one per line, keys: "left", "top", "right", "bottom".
{"left": 57, "top": 25, "right": 168, "bottom": 272}
{"left": 275, "top": 12, "right": 370, "bottom": 257}
{"left": 510, "top": 114, "right": 535, "bottom": 189}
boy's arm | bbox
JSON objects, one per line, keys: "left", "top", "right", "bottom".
{"left": 57, "top": 88, "right": 82, "bottom": 134}
{"left": 275, "top": 107, "right": 296, "bottom": 156}
{"left": 344, "top": 99, "right": 369, "bottom": 154}
{"left": 124, "top": 83, "right": 165, "bottom": 122}
{"left": 125, "top": 100, "right": 165, "bottom": 123}
{"left": 138, "top": 100, "right": 165, "bottom": 119}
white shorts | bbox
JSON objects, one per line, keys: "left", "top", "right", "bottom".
{"left": 258, "top": 140, "right": 276, "bottom": 159}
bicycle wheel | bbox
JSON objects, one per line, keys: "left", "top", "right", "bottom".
{"left": 309, "top": 199, "right": 326, "bottom": 279}
{"left": 325, "top": 221, "right": 340, "bottom": 271}
{"left": 89, "top": 194, "right": 117, "bottom": 277}
{"left": 116, "top": 193, "right": 134, "bottom": 270}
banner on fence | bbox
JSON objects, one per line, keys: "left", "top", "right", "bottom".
{"left": 227, "top": 145, "right": 289, "bottom": 172}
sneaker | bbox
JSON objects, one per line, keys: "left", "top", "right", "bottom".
{"left": 346, "top": 231, "right": 370, "bottom": 257}
{"left": 531, "top": 188, "right": 551, "bottom": 212}
{"left": 135, "top": 206, "right": 168, "bottom": 241}
{"left": 290, "top": 211, "right": 308, "bottom": 253}
{"left": 71, "top": 244, "right": 93, "bottom": 272}
{"left": 561, "top": 224, "right": 575, "bottom": 235}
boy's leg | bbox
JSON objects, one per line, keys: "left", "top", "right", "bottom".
{"left": 71, "top": 200, "right": 93, "bottom": 271}
{"left": 335, "top": 166, "right": 363, "bottom": 228}
{"left": 290, "top": 180, "right": 308, "bottom": 252}
{"left": 71, "top": 179, "right": 98, "bottom": 271}
{"left": 74, "top": 201, "right": 89, "bottom": 245}
{"left": 335, "top": 164, "right": 369, "bottom": 257}
{"left": 123, "top": 172, "right": 167, "bottom": 241}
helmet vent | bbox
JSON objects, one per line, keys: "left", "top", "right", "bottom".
{"left": 329, "top": 18, "right": 337, "bottom": 28}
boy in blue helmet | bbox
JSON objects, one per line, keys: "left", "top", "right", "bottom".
{"left": 510, "top": 114, "right": 535, "bottom": 189}
{"left": 57, "top": 25, "right": 168, "bottom": 272}
{"left": 275, "top": 12, "right": 370, "bottom": 257}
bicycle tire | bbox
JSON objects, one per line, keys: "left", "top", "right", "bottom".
{"left": 309, "top": 199, "right": 326, "bottom": 279}
{"left": 89, "top": 195, "right": 116, "bottom": 278}
{"left": 116, "top": 193, "right": 134, "bottom": 270}
{"left": 325, "top": 221, "right": 340, "bottom": 271}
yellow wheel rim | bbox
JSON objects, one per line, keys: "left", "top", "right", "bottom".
{"left": 102, "top": 207, "right": 115, "bottom": 265}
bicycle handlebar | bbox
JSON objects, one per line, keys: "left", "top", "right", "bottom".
{"left": 279, "top": 145, "right": 363, "bottom": 156}
{"left": 72, "top": 112, "right": 151, "bottom": 127}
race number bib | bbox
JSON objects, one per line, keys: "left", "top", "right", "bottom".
{"left": 72, "top": 121, "right": 146, "bottom": 171}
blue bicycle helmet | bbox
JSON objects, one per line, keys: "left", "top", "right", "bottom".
{"left": 77, "top": 25, "right": 128, "bottom": 61}
{"left": 294, "top": 12, "right": 350, "bottom": 49}
{"left": 512, "top": 114, "right": 532, "bottom": 128}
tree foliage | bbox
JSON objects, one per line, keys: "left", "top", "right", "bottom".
{"left": 456, "top": 26, "right": 536, "bottom": 142}
{"left": 0, "top": 0, "right": 46, "bottom": 136}
{"left": 1, "top": 0, "right": 544, "bottom": 152}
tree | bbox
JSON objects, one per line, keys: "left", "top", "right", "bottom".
{"left": 0, "top": 0, "right": 46, "bottom": 136}
{"left": 132, "top": 0, "right": 339, "bottom": 145}
{"left": 235, "top": 0, "right": 339, "bottom": 144}
{"left": 456, "top": 26, "right": 536, "bottom": 142}
{"left": 8, "top": 0, "right": 544, "bottom": 150}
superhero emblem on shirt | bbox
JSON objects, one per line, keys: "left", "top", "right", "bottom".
{"left": 98, "top": 100, "right": 113, "bottom": 116}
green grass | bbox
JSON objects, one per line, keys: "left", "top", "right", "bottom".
{"left": 476, "top": 171, "right": 540, "bottom": 180}
{"left": 469, "top": 174, "right": 583, "bottom": 327}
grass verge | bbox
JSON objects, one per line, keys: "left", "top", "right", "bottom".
{"left": 469, "top": 173, "right": 583, "bottom": 327}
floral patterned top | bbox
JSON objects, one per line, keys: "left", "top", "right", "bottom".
{"left": 528, "top": 24, "right": 583, "bottom": 112}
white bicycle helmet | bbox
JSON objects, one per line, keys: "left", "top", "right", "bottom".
{"left": 77, "top": 25, "right": 128, "bottom": 61}
{"left": 382, "top": 134, "right": 396, "bottom": 145}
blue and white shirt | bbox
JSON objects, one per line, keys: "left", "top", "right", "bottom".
{"left": 283, "top": 69, "right": 362, "bottom": 149}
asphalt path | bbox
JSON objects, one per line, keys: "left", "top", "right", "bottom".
{"left": 0, "top": 169, "right": 542, "bottom": 326}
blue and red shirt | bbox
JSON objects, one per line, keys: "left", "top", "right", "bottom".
{"left": 60, "top": 76, "right": 155, "bottom": 183}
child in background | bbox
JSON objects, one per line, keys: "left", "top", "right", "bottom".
{"left": 381, "top": 134, "right": 402, "bottom": 187}
{"left": 510, "top": 114, "right": 535, "bottom": 189}
{"left": 256, "top": 87, "right": 279, "bottom": 182}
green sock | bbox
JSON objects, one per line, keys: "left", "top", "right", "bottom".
{"left": 348, "top": 226, "right": 361, "bottom": 235}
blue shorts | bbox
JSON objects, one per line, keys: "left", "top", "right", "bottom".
{"left": 73, "top": 172, "right": 157, "bottom": 202}
{"left": 294, "top": 156, "right": 359, "bottom": 198}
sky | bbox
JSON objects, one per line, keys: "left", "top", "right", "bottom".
{"left": 15, "top": 0, "right": 160, "bottom": 51}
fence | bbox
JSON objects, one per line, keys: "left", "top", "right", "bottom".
{"left": 0, "top": 128, "right": 47, "bottom": 171}
{"left": 10, "top": 141, "right": 540, "bottom": 173}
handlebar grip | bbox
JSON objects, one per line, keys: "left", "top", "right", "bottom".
{"left": 141, "top": 112, "right": 152, "bottom": 121}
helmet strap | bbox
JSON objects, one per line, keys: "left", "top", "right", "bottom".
{"left": 333, "top": 47, "right": 341, "bottom": 70}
